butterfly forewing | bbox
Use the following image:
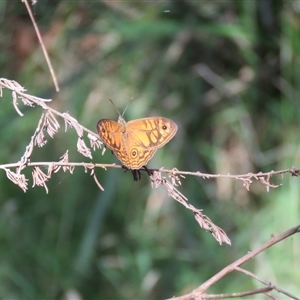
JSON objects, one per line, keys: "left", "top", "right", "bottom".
{"left": 127, "top": 117, "right": 177, "bottom": 149}
{"left": 97, "top": 119, "right": 123, "bottom": 149}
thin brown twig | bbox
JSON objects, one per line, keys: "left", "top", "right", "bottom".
{"left": 159, "top": 168, "right": 294, "bottom": 180}
{"left": 0, "top": 162, "right": 113, "bottom": 170}
{"left": 22, "top": 0, "right": 60, "bottom": 91}
{"left": 199, "top": 286, "right": 273, "bottom": 299}
{"left": 150, "top": 170, "right": 231, "bottom": 245}
{"left": 166, "top": 225, "right": 300, "bottom": 300}
{"left": 235, "top": 267, "right": 300, "bottom": 300}
{"left": 0, "top": 78, "right": 96, "bottom": 139}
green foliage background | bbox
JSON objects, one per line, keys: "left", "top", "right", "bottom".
{"left": 0, "top": 1, "right": 299, "bottom": 299}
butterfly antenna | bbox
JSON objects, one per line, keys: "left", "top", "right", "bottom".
{"left": 121, "top": 103, "right": 130, "bottom": 117}
{"left": 108, "top": 97, "right": 134, "bottom": 117}
{"left": 108, "top": 99, "right": 122, "bottom": 116}
{"left": 121, "top": 97, "right": 134, "bottom": 117}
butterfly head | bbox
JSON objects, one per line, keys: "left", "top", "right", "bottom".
{"left": 117, "top": 115, "right": 127, "bottom": 126}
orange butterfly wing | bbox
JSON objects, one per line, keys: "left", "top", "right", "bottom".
{"left": 97, "top": 116, "right": 177, "bottom": 169}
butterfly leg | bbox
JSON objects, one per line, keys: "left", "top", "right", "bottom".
{"left": 122, "top": 165, "right": 129, "bottom": 173}
{"left": 142, "top": 166, "right": 153, "bottom": 176}
{"left": 131, "top": 166, "right": 153, "bottom": 181}
{"left": 131, "top": 166, "right": 152, "bottom": 181}
{"left": 131, "top": 169, "right": 142, "bottom": 181}
{"left": 122, "top": 165, "right": 142, "bottom": 181}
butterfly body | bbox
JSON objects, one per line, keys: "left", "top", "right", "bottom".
{"left": 97, "top": 116, "right": 177, "bottom": 170}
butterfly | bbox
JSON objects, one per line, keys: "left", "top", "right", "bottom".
{"left": 97, "top": 114, "right": 177, "bottom": 170}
